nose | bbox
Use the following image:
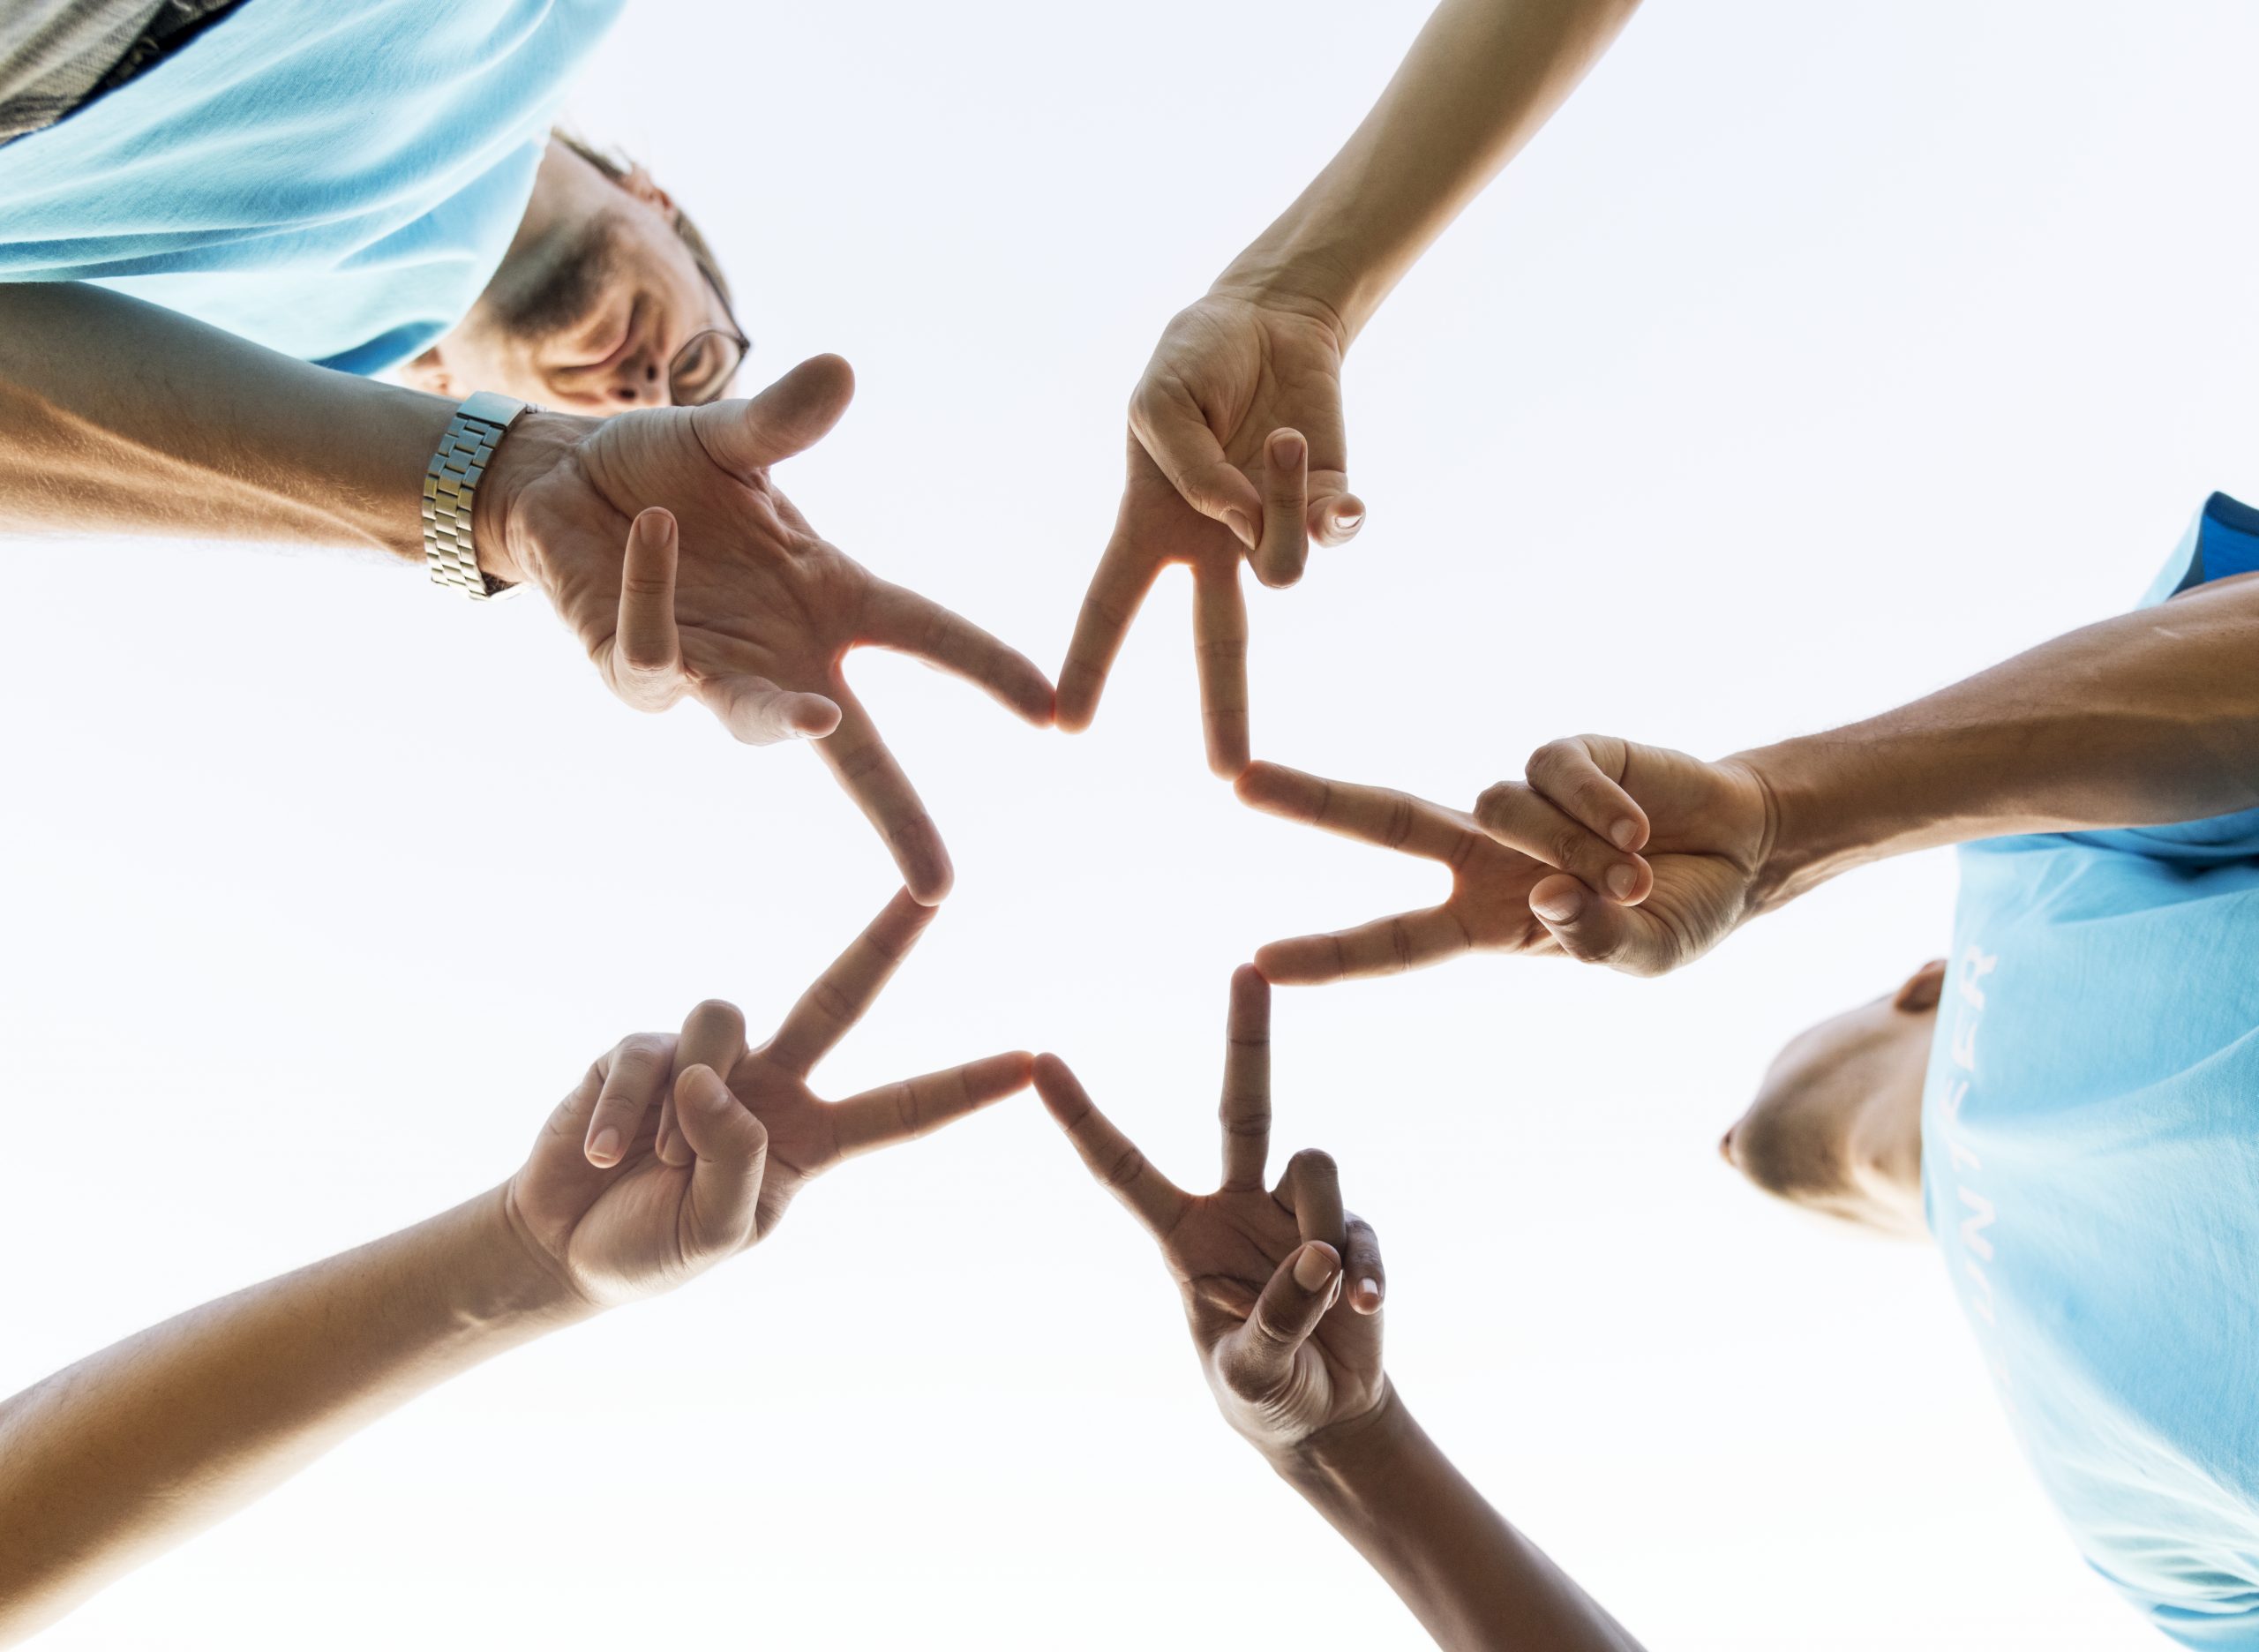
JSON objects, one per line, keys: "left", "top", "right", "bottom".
{"left": 606, "top": 356, "right": 669, "bottom": 407}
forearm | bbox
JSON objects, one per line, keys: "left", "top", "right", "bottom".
{"left": 1272, "top": 1389, "right": 1642, "bottom": 1651}
{"left": 1745, "top": 575, "right": 2259, "bottom": 902}
{"left": 0, "top": 282, "right": 461, "bottom": 560}
{"left": 1219, "top": 0, "right": 1640, "bottom": 335}
{"left": 0, "top": 1184, "right": 585, "bottom": 1644}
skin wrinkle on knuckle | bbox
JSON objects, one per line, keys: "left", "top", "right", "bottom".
{"left": 1100, "top": 1142, "right": 1152, "bottom": 1192}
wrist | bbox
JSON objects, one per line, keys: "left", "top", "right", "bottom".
{"left": 462, "top": 406, "right": 589, "bottom": 591}
{"left": 457, "top": 1183, "right": 604, "bottom": 1333}
{"left": 1210, "top": 247, "right": 1362, "bottom": 352}
{"left": 1733, "top": 733, "right": 1898, "bottom": 912}
{"left": 1265, "top": 1380, "right": 1413, "bottom": 1490}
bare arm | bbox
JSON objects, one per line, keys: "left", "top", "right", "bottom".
{"left": 0, "top": 282, "right": 454, "bottom": 557}
{"left": 1223, "top": 0, "right": 1646, "bottom": 339}
{"left": 1276, "top": 1393, "right": 1640, "bottom": 1652}
{"left": 1461, "top": 574, "right": 2259, "bottom": 975}
{"left": 0, "top": 1190, "right": 581, "bottom": 1645}
{"left": 1062, "top": 0, "right": 1643, "bottom": 769}
{"left": 1751, "top": 573, "right": 2259, "bottom": 896}
{"left": 0, "top": 894, "right": 1028, "bottom": 1644}
{"left": 1034, "top": 970, "right": 1642, "bottom": 1648}
{"left": 0, "top": 283, "right": 1055, "bottom": 901}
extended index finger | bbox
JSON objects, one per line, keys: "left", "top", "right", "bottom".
{"left": 1235, "top": 762, "right": 1475, "bottom": 867}
{"left": 859, "top": 579, "right": 1054, "bottom": 727}
{"left": 767, "top": 888, "right": 936, "bottom": 1075}
{"left": 1033, "top": 1054, "right": 1190, "bottom": 1238}
{"left": 812, "top": 682, "right": 952, "bottom": 905}
{"left": 829, "top": 1050, "right": 1033, "bottom": 1157}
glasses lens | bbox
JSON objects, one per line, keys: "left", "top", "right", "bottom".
{"left": 670, "top": 329, "right": 747, "bottom": 406}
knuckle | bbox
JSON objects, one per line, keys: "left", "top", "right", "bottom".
{"left": 1379, "top": 795, "right": 1416, "bottom": 850}
{"left": 1101, "top": 1143, "right": 1152, "bottom": 1192}
{"left": 1548, "top": 825, "right": 1589, "bottom": 869}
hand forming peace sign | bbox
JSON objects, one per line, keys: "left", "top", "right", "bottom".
{"left": 505, "top": 889, "right": 1032, "bottom": 1308}
{"left": 1034, "top": 966, "right": 1385, "bottom": 1453}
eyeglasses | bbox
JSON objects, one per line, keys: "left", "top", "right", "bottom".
{"left": 667, "top": 266, "right": 750, "bottom": 407}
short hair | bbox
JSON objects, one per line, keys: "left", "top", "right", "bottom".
{"left": 551, "top": 130, "right": 734, "bottom": 311}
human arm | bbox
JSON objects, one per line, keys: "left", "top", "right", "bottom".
{"left": 1467, "top": 570, "right": 2259, "bottom": 972}
{"left": 1032, "top": 968, "right": 1642, "bottom": 1649}
{"left": 0, "top": 282, "right": 1052, "bottom": 899}
{"left": 1059, "top": 0, "right": 1642, "bottom": 771}
{"left": 0, "top": 890, "right": 1029, "bottom": 1643}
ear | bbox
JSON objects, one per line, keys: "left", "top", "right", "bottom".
{"left": 1893, "top": 958, "right": 1948, "bottom": 1014}
{"left": 617, "top": 164, "right": 676, "bottom": 217}
{"left": 399, "top": 343, "right": 457, "bottom": 398}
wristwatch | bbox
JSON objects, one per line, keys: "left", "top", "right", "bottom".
{"left": 422, "top": 390, "right": 530, "bottom": 602}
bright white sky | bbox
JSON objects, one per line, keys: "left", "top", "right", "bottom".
{"left": 8, "top": 2, "right": 2259, "bottom": 1647}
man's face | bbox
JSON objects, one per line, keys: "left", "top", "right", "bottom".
{"left": 404, "top": 141, "right": 739, "bottom": 414}
{"left": 1719, "top": 959, "right": 1946, "bottom": 1236}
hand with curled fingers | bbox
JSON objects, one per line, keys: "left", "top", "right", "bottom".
{"left": 1033, "top": 966, "right": 1386, "bottom": 1454}
{"left": 1472, "top": 734, "right": 1775, "bottom": 977}
{"left": 481, "top": 354, "right": 1055, "bottom": 904}
{"left": 1234, "top": 745, "right": 1773, "bottom": 983}
{"left": 1057, "top": 292, "right": 1363, "bottom": 778}
{"left": 503, "top": 889, "right": 1032, "bottom": 1308}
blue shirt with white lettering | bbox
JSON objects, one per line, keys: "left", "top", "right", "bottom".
{"left": 0, "top": 0, "right": 623, "bottom": 373}
{"left": 1925, "top": 492, "right": 2259, "bottom": 1647}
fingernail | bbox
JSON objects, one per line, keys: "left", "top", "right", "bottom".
{"left": 1533, "top": 887, "right": 1582, "bottom": 923}
{"left": 1605, "top": 864, "right": 1639, "bottom": 901}
{"left": 1223, "top": 509, "right": 1256, "bottom": 549}
{"left": 1293, "top": 1243, "right": 1337, "bottom": 1291}
{"left": 1332, "top": 507, "right": 1362, "bottom": 536}
{"left": 1610, "top": 819, "right": 1639, "bottom": 849}
{"left": 588, "top": 1127, "right": 621, "bottom": 1166}
{"left": 1354, "top": 1280, "right": 1383, "bottom": 1314}
{"left": 1272, "top": 432, "right": 1304, "bottom": 468}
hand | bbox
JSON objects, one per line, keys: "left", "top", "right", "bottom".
{"left": 1058, "top": 291, "right": 1364, "bottom": 777}
{"left": 503, "top": 889, "right": 1032, "bottom": 1308}
{"left": 1034, "top": 967, "right": 1386, "bottom": 1454}
{"left": 484, "top": 355, "right": 1055, "bottom": 903}
{"left": 1473, "top": 735, "right": 1775, "bottom": 976}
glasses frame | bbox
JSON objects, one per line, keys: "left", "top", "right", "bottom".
{"left": 667, "top": 265, "right": 751, "bottom": 407}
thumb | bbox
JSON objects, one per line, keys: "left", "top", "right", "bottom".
{"left": 697, "top": 675, "right": 843, "bottom": 746}
{"left": 673, "top": 1064, "right": 769, "bottom": 1259}
{"left": 691, "top": 353, "right": 855, "bottom": 476}
{"left": 1130, "top": 380, "right": 1265, "bottom": 552}
{"left": 1528, "top": 874, "right": 1670, "bottom": 975}
{"left": 1220, "top": 1242, "right": 1340, "bottom": 1397}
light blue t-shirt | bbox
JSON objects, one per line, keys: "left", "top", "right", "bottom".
{"left": 1925, "top": 491, "right": 2259, "bottom": 1647}
{"left": 0, "top": 0, "right": 624, "bottom": 373}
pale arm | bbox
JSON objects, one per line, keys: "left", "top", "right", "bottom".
{"left": 1061, "top": 0, "right": 1643, "bottom": 766}
{"left": 1222, "top": 0, "right": 1646, "bottom": 338}
{"left": 0, "top": 1188, "right": 583, "bottom": 1645}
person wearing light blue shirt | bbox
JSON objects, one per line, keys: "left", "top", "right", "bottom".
{"left": 0, "top": 0, "right": 1059, "bottom": 900}
{"left": 1229, "top": 491, "right": 2259, "bottom": 1643}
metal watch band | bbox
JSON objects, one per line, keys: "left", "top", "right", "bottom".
{"left": 422, "top": 390, "right": 530, "bottom": 602}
